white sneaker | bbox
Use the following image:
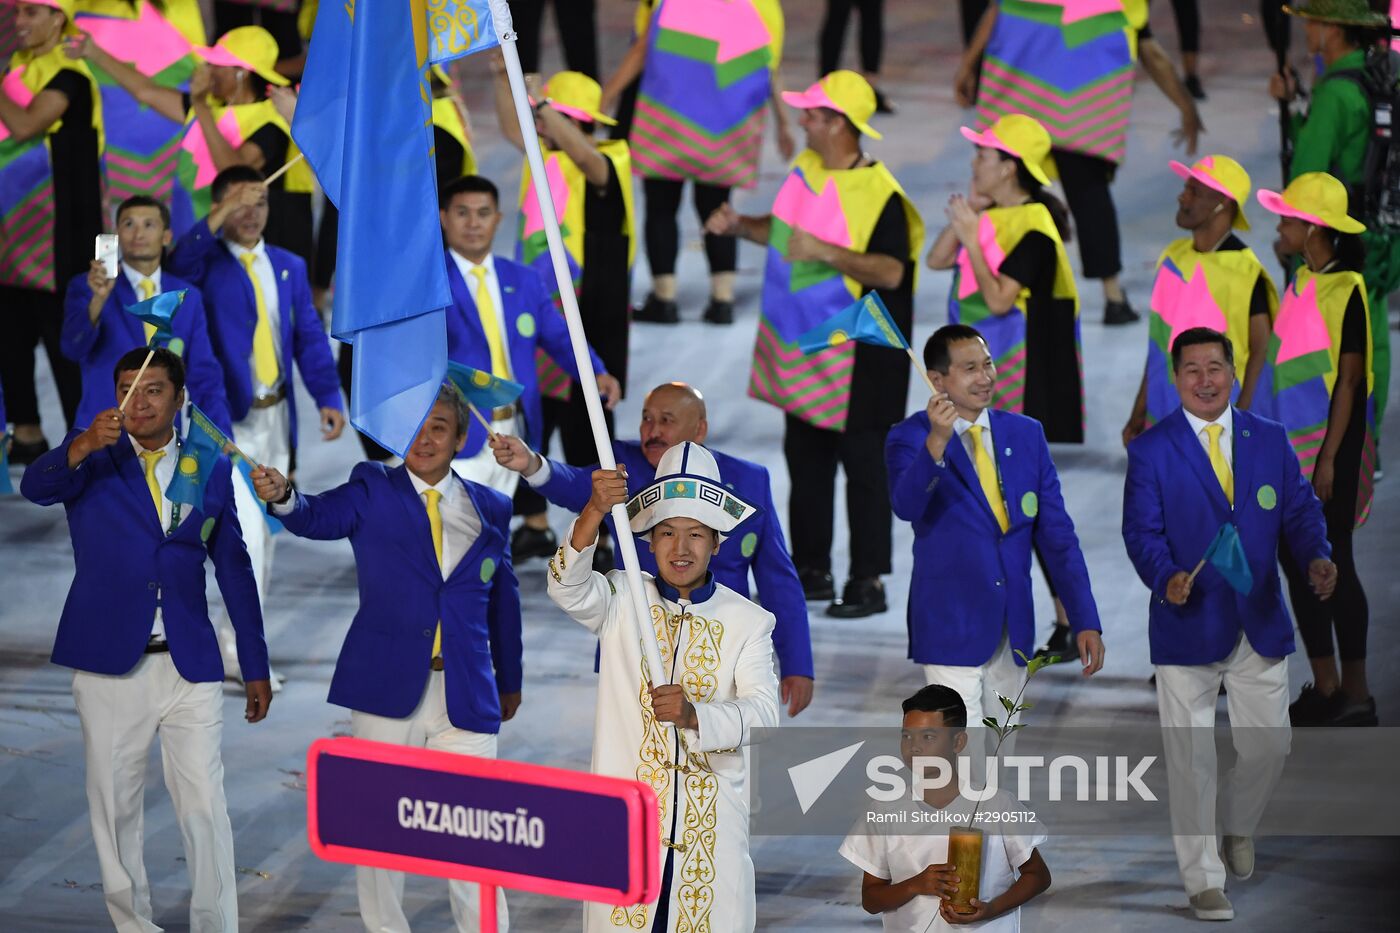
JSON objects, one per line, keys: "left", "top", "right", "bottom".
{"left": 1223, "top": 835, "right": 1254, "bottom": 880}
{"left": 1190, "top": 888, "right": 1235, "bottom": 921}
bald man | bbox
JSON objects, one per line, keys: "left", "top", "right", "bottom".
{"left": 492, "top": 383, "right": 815, "bottom": 715}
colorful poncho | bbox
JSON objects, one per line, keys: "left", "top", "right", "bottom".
{"left": 172, "top": 99, "right": 286, "bottom": 236}
{"left": 1254, "top": 266, "right": 1376, "bottom": 528}
{"left": 948, "top": 202, "right": 1078, "bottom": 414}
{"left": 75, "top": 0, "right": 205, "bottom": 225}
{"left": 1145, "top": 239, "right": 1277, "bottom": 426}
{"left": 0, "top": 45, "right": 104, "bottom": 292}
{"left": 631, "top": 0, "right": 783, "bottom": 189}
{"left": 977, "top": 0, "right": 1147, "bottom": 165}
{"left": 751, "top": 149, "right": 923, "bottom": 432}
{"left": 517, "top": 140, "right": 635, "bottom": 402}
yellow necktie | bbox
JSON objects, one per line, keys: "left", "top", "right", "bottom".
{"left": 239, "top": 252, "right": 280, "bottom": 387}
{"left": 425, "top": 488, "right": 444, "bottom": 660}
{"left": 1204, "top": 423, "right": 1233, "bottom": 505}
{"left": 967, "top": 425, "right": 1010, "bottom": 533}
{"left": 139, "top": 449, "right": 165, "bottom": 520}
{"left": 138, "top": 277, "right": 157, "bottom": 343}
{"left": 469, "top": 265, "right": 510, "bottom": 378}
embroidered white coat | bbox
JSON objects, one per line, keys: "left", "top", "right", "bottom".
{"left": 548, "top": 526, "right": 780, "bottom": 933}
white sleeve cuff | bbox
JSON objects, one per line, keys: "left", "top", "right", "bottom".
{"left": 523, "top": 456, "right": 553, "bottom": 487}
{"left": 269, "top": 491, "right": 300, "bottom": 516}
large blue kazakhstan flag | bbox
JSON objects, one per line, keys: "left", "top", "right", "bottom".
{"left": 292, "top": 0, "right": 497, "bottom": 455}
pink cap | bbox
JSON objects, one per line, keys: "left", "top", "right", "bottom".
{"left": 1256, "top": 189, "right": 1328, "bottom": 227}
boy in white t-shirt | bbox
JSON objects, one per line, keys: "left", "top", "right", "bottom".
{"left": 839, "top": 684, "right": 1050, "bottom": 932}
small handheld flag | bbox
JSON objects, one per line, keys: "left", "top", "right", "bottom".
{"left": 795, "top": 292, "right": 938, "bottom": 395}
{"left": 124, "top": 289, "right": 188, "bottom": 346}
{"left": 1188, "top": 522, "right": 1254, "bottom": 595}
{"left": 446, "top": 362, "right": 525, "bottom": 437}
{"left": 166, "top": 408, "right": 225, "bottom": 513}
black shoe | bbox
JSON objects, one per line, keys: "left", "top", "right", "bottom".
{"left": 633, "top": 293, "right": 679, "bottom": 324}
{"left": 8, "top": 436, "right": 49, "bottom": 466}
{"left": 872, "top": 87, "right": 896, "bottom": 115}
{"left": 1289, "top": 683, "right": 1346, "bottom": 726}
{"left": 1035, "top": 623, "right": 1074, "bottom": 660}
{"left": 1184, "top": 74, "right": 1206, "bottom": 101}
{"left": 702, "top": 299, "right": 734, "bottom": 325}
{"left": 797, "top": 568, "right": 835, "bottom": 602}
{"left": 1331, "top": 696, "right": 1379, "bottom": 726}
{"left": 826, "top": 578, "right": 887, "bottom": 618}
{"left": 1103, "top": 299, "right": 1140, "bottom": 325}
{"left": 592, "top": 541, "right": 616, "bottom": 574}
{"left": 511, "top": 524, "right": 558, "bottom": 561}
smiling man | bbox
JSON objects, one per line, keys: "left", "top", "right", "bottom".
{"left": 1123, "top": 326, "right": 1336, "bottom": 921}
{"left": 547, "top": 441, "right": 779, "bottom": 933}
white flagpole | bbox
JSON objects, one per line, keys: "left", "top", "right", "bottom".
{"left": 488, "top": 0, "right": 668, "bottom": 687}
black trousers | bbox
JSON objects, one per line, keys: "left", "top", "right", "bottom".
{"left": 818, "top": 0, "right": 885, "bottom": 75}
{"left": 784, "top": 414, "right": 892, "bottom": 580}
{"left": 0, "top": 284, "right": 81, "bottom": 429}
{"left": 1054, "top": 148, "right": 1122, "bottom": 281}
{"left": 959, "top": 0, "right": 990, "bottom": 46}
{"left": 540, "top": 391, "right": 614, "bottom": 468}
{"left": 642, "top": 178, "right": 736, "bottom": 278}
{"left": 511, "top": 0, "right": 599, "bottom": 78}
{"left": 1168, "top": 0, "right": 1201, "bottom": 55}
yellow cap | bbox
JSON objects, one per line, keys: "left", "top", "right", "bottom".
{"left": 541, "top": 71, "right": 616, "bottom": 126}
{"left": 1256, "top": 172, "right": 1366, "bottom": 234}
{"left": 960, "top": 114, "right": 1058, "bottom": 186}
{"left": 197, "top": 26, "right": 289, "bottom": 87}
{"left": 781, "top": 70, "right": 882, "bottom": 140}
{"left": 1169, "top": 155, "right": 1253, "bottom": 231}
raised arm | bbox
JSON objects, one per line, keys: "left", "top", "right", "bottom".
{"left": 66, "top": 31, "right": 186, "bottom": 123}
{"left": 548, "top": 470, "right": 630, "bottom": 635}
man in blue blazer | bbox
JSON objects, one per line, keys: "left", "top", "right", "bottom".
{"left": 252, "top": 383, "right": 520, "bottom": 932}
{"left": 21, "top": 347, "right": 270, "bottom": 933}
{"left": 62, "top": 195, "right": 232, "bottom": 434}
{"left": 1123, "top": 326, "right": 1335, "bottom": 922}
{"left": 492, "top": 381, "right": 817, "bottom": 716}
{"left": 886, "top": 325, "right": 1104, "bottom": 732}
{"left": 437, "top": 175, "right": 619, "bottom": 510}
{"left": 167, "top": 165, "right": 345, "bottom": 678}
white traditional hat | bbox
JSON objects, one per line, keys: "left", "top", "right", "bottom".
{"left": 626, "top": 442, "right": 758, "bottom": 542}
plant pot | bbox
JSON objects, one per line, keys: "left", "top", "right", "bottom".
{"left": 947, "top": 826, "right": 984, "bottom": 915}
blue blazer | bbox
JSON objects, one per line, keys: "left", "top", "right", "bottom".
{"left": 61, "top": 271, "right": 233, "bottom": 435}
{"left": 538, "top": 439, "right": 815, "bottom": 679}
{"left": 20, "top": 431, "right": 268, "bottom": 682}
{"left": 166, "top": 221, "right": 343, "bottom": 445}
{"left": 276, "top": 462, "right": 523, "bottom": 734}
{"left": 1123, "top": 406, "right": 1330, "bottom": 665}
{"left": 887, "top": 409, "right": 1102, "bottom": 667}
{"left": 444, "top": 252, "right": 606, "bottom": 459}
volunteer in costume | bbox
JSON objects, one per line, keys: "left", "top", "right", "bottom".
{"left": 886, "top": 325, "right": 1104, "bottom": 733}
{"left": 21, "top": 347, "right": 271, "bottom": 933}
{"left": 604, "top": 0, "right": 794, "bottom": 324}
{"left": 62, "top": 193, "right": 233, "bottom": 433}
{"left": 492, "top": 381, "right": 816, "bottom": 716}
{"left": 491, "top": 60, "right": 636, "bottom": 556}
{"left": 70, "top": 24, "right": 315, "bottom": 255}
{"left": 0, "top": 0, "right": 104, "bottom": 461}
{"left": 547, "top": 442, "right": 779, "bottom": 933}
{"left": 252, "top": 385, "right": 519, "bottom": 932}
{"left": 1123, "top": 327, "right": 1335, "bottom": 922}
{"left": 1254, "top": 173, "right": 1378, "bottom": 727}
{"left": 71, "top": 0, "right": 207, "bottom": 221}
{"left": 957, "top": 0, "right": 1202, "bottom": 325}
{"left": 927, "top": 113, "right": 1082, "bottom": 443}
{"left": 1124, "top": 155, "right": 1278, "bottom": 445}
{"left": 706, "top": 70, "right": 923, "bottom": 618}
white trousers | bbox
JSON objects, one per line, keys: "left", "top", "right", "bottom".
{"left": 71, "top": 655, "right": 237, "bottom": 933}
{"left": 220, "top": 402, "right": 290, "bottom": 678}
{"left": 924, "top": 634, "right": 1025, "bottom": 781}
{"left": 1155, "top": 632, "right": 1291, "bottom": 896}
{"left": 450, "top": 417, "right": 520, "bottom": 499}
{"left": 351, "top": 671, "right": 509, "bottom": 933}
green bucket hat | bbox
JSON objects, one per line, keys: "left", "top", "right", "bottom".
{"left": 1283, "top": 0, "right": 1390, "bottom": 27}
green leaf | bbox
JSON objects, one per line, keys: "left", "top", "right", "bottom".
{"left": 1013, "top": 648, "right": 1031, "bottom": 665}
{"left": 1016, "top": 701, "right": 1034, "bottom": 712}
{"left": 999, "top": 694, "right": 1015, "bottom": 714}
{"left": 1009, "top": 723, "right": 1026, "bottom": 732}
{"left": 981, "top": 716, "right": 1001, "bottom": 731}
{"left": 1025, "top": 655, "right": 1047, "bottom": 678}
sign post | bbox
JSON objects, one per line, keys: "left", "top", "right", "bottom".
{"left": 307, "top": 738, "right": 660, "bottom": 931}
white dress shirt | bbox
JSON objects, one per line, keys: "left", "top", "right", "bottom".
{"left": 953, "top": 408, "right": 996, "bottom": 465}
{"left": 225, "top": 238, "right": 283, "bottom": 395}
{"left": 448, "top": 250, "right": 512, "bottom": 379}
{"left": 121, "top": 262, "right": 163, "bottom": 296}
{"left": 129, "top": 432, "right": 185, "bottom": 640}
{"left": 1183, "top": 405, "right": 1234, "bottom": 470}
{"left": 408, "top": 469, "right": 482, "bottom": 579}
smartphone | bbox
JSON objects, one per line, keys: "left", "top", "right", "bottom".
{"left": 95, "top": 234, "right": 119, "bottom": 279}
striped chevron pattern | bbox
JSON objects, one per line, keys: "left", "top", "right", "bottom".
{"left": 0, "top": 173, "right": 57, "bottom": 292}
{"left": 749, "top": 316, "right": 854, "bottom": 432}
{"left": 631, "top": 100, "right": 764, "bottom": 187}
{"left": 104, "top": 137, "right": 181, "bottom": 217}
{"left": 950, "top": 292, "right": 1028, "bottom": 414}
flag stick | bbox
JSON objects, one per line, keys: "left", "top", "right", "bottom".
{"left": 117, "top": 348, "right": 157, "bottom": 413}
{"left": 262, "top": 151, "right": 305, "bottom": 187}
{"left": 1186, "top": 556, "right": 1208, "bottom": 585}
{"left": 490, "top": 0, "right": 668, "bottom": 687}
{"left": 906, "top": 347, "right": 939, "bottom": 396}
{"left": 466, "top": 401, "right": 498, "bottom": 440}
